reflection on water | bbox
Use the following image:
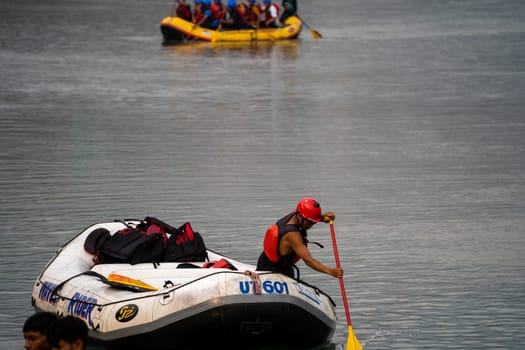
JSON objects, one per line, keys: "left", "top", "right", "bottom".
{"left": 162, "top": 39, "right": 302, "bottom": 59}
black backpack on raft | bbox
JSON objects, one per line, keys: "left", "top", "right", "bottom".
{"left": 84, "top": 217, "right": 208, "bottom": 265}
{"left": 163, "top": 221, "right": 208, "bottom": 262}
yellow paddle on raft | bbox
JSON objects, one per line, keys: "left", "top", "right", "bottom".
{"left": 296, "top": 14, "right": 323, "bottom": 39}
{"left": 329, "top": 221, "right": 362, "bottom": 350}
{"left": 107, "top": 273, "right": 158, "bottom": 292}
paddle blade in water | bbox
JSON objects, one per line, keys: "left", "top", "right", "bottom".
{"left": 297, "top": 15, "right": 323, "bottom": 39}
{"left": 346, "top": 325, "right": 363, "bottom": 350}
{"left": 310, "top": 29, "right": 323, "bottom": 39}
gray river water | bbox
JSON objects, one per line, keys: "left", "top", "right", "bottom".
{"left": 1, "top": 0, "right": 524, "bottom": 348}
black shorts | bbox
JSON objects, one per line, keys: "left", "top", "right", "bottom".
{"left": 256, "top": 252, "right": 294, "bottom": 278}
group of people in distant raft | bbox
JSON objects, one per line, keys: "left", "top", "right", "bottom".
{"left": 171, "top": 0, "right": 298, "bottom": 30}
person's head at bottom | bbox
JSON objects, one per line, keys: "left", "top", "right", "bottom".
{"left": 23, "top": 312, "right": 58, "bottom": 350}
{"left": 46, "top": 316, "right": 88, "bottom": 350}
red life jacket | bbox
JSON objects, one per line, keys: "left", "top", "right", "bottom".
{"left": 193, "top": 8, "right": 204, "bottom": 23}
{"left": 263, "top": 212, "right": 307, "bottom": 264}
{"left": 176, "top": 4, "right": 192, "bottom": 21}
{"left": 237, "top": 3, "right": 250, "bottom": 25}
{"left": 246, "top": 3, "right": 260, "bottom": 25}
{"left": 210, "top": 3, "right": 223, "bottom": 19}
{"left": 263, "top": 3, "right": 280, "bottom": 20}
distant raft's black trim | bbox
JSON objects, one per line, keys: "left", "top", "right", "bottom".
{"left": 160, "top": 24, "right": 186, "bottom": 42}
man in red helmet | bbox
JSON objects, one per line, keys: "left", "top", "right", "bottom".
{"left": 256, "top": 198, "right": 344, "bottom": 279}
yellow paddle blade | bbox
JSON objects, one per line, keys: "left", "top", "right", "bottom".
{"left": 346, "top": 325, "right": 363, "bottom": 350}
{"left": 107, "top": 273, "right": 158, "bottom": 292}
{"left": 310, "top": 29, "right": 323, "bottom": 39}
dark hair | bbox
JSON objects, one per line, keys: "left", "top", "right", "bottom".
{"left": 23, "top": 312, "right": 58, "bottom": 333}
{"left": 46, "top": 316, "right": 88, "bottom": 347}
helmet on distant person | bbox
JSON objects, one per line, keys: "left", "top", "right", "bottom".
{"left": 296, "top": 198, "right": 322, "bottom": 222}
{"left": 228, "top": 0, "right": 236, "bottom": 7}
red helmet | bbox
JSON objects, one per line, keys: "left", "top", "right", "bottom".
{"left": 296, "top": 198, "right": 322, "bottom": 222}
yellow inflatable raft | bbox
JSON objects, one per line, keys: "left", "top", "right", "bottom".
{"left": 160, "top": 15, "right": 302, "bottom": 42}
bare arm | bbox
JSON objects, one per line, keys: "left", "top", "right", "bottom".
{"left": 287, "top": 232, "right": 343, "bottom": 278}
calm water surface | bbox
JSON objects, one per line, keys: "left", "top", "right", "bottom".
{"left": 1, "top": 0, "right": 524, "bottom": 349}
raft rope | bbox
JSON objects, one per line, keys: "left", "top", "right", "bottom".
{"left": 243, "top": 270, "right": 262, "bottom": 295}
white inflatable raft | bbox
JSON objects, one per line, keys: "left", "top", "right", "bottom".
{"left": 31, "top": 219, "right": 337, "bottom": 349}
